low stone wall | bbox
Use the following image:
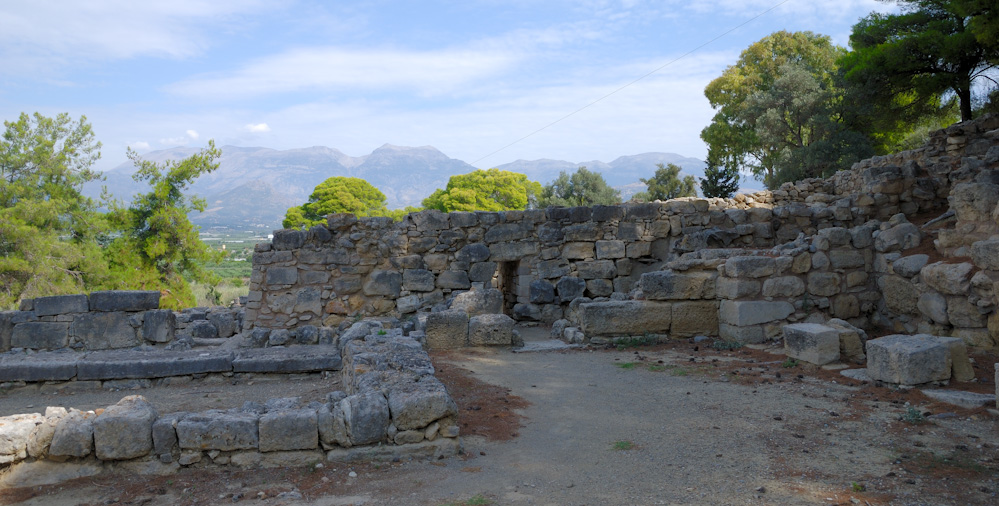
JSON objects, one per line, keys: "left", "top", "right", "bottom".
{"left": 0, "top": 320, "right": 459, "bottom": 476}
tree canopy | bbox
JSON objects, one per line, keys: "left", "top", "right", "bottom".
{"left": 640, "top": 163, "right": 697, "bottom": 201}
{"left": 841, "top": 0, "right": 999, "bottom": 122}
{"left": 538, "top": 166, "right": 621, "bottom": 207}
{"left": 284, "top": 177, "right": 392, "bottom": 228}
{"left": 700, "top": 160, "right": 741, "bottom": 199}
{"left": 422, "top": 168, "right": 541, "bottom": 212}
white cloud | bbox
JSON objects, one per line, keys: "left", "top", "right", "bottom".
{"left": 166, "top": 46, "right": 520, "bottom": 99}
{"left": 244, "top": 123, "right": 271, "bottom": 133}
{"left": 186, "top": 129, "right": 200, "bottom": 140}
{"left": 128, "top": 141, "right": 151, "bottom": 151}
{"left": 158, "top": 129, "right": 201, "bottom": 146}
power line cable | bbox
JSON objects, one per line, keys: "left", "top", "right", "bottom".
{"left": 471, "top": 0, "right": 794, "bottom": 166}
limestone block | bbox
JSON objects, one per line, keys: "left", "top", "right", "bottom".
{"left": 718, "top": 323, "right": 765, "bottom": 344}
{"left": 936, "top": 337, "right": 976, "bottom": 382}
{"left": 208, "top": 311, "right": 238, "bottom": 338}
{"left": 403, "top": 269, "right": 435, "bottom": 292}
{"left": 189, "top": 320, "right": 218, "bottom": 339}
{"left": 971, "top": 240, "right": 999, "bottom": 271}
{"left": 456, "top": 243, "right": 491, "bottom": 263}
{"left": 953, "top": 328, "right": 995, "bottom": 348}
{"left": 49, "top": 410, "right": 96, "bottom": 458}
{"left": 576, "top": 260, "right": 616, "bottom": 279}
{"left": 529, "top": 280, "right": 555, "bottom": 304}
{"left": 32, "top": 295, "right": 89, "bottom": 316}
{"left": 272, "top": 229, "right": 306, "bottom": 250}
{"left": 947, "top": 296, "right": 987, "bottom": 327}
{"left": 0, "top": 413, "right": 42, "bottom": 464}
{"left": 874, "top": 222, "right": 920, "bottom": 252}
{"left": 556, "top": 277, "right": 587, "bottom": 303}
{"left": 879, "top": 275, "right": 919, "bottom": 314}
{"left": 333, "top": 275, "right": 362, "bottom": 295}
{"left": 397, "top": 295, "right": 420, "bottom": 314}
{"left": 93, "top": 395, "right": 157, "bottom": 460}
{"left": 783, "top": 323, "right": 840, "bottom": 365}
{"left": 563, "top": 242, "right": 595, "bottom": 260}
{"left": 387, "top": 376, "right": 458, "bottom": 431}
{"left": 485, "top": 223, "right": 529, "bottom": 243}
{"left": 537, "top": 259, "right": 570, "bottom": 279}
{"left": 626, "top": 242, "right": 651, "bottom": 258}
{"left": 266, "top": 267, "right": 299, "bottom": 285}
{"left": 578, "top": 301, "right": 672, "bottom": 337}
{"left": 831, "top": 294, "right": 860, "bottom": 319}
{"left": 715, "top": 278, "right": 761, "bottom": 299}
{"left": 140, "top": 310, "right": 175, "bottom": 344}
{"left": 950, "top": 182, "right": 999, "bottom": 222}
{"left": 719, "top": 300, "right": 793, "bottom": 326}
{"left": 807, "top": 272, "right": 842, "bottom": 297}
{"left": 829, "top": 249, "right": 866, "bottom": 270}
{"left": 89, "top": 291, "right": 160, "bottom": 312}
{"left": 865, "top": 335, "right": 950, "bottom": 385}
{"left": 893, "top": 254, "right": 929, "bottom": 278}
{"left": 921, "top": 262, "right": 974, "bottom": 295}
{"left": 826, "top": 319, "right": 867, "bottom": 363}
{"left": 585, "top": 279, "right": 614, "bottom": 298}
{"left": 468, "top": 314, "right": 515, "bottom": 346}
{"left": 26, "top": 410, "right": 64, "bottom": 459}
{"left": 563, "top": 223, "right": 601, "bottom": 241}
{"left": 152, "top": 413, "right": 184, "bottom": 459}
{"left": 317, "top": 403, "right": 350, "bottom": 449}
{"left": 468, "top": 262, "right": 497, "bottom": 282}
{"left": 670, "top": 301, "right": 719, "bottom": 338}
{"left": 425, "top": 311, "right": 468, "bottom": 349}
{"left": 450, "top": 288, "right": 503, "bottom": 316}
{"left": 818, "top": 227, "right": 852, "bottom": 246}
{"left": 595, "top": 240, "right": 626, "bottom": 259}
{"left": 724, "top": 256, "right": 776, "bottom": 278}
{"left": 340, "top": 392, "right": 390, "bottom": 446}
{"left": 489, "top": 241, "right": 538, "bottom": 261}
{"left": 259, "top": 409, "right": 318, "bottom": 452}
{"left": 363, "top": 270, "right": 403, "bottom": 297}
{"left": 177, "top": 411, "right": 259, "bottom": 451}
{"left": 411, "top": 210, "right": 449, "bottom": 231}
{"left": 437, "top": 271, "right": 472, "bottom": 290}
{"left": 11, "top": 322, "right": 69, "bottom": 349}
{"left": 640, "top": 270, "right": 717, "bottom": 300}
{"left": 762, "top": 276, "right": 805, "bottom": 298}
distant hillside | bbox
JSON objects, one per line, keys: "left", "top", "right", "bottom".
{"left": 85, "top": 145, "right": 712, "bottom": 230}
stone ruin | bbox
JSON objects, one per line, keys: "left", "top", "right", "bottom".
{"left": 3, "top": 113, "right": 999, "bottom": 479}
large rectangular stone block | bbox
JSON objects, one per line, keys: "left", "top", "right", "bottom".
{"left": 578, "top": 301, "right": 671, "bottom": 337}
{"left": 142, "top": 309, "right": 175, "bottom": 343}
{"left": 77, "top": 350, "right": 234, "bottom": 380}
{"left": 70, "top": 312, "right": 139, "bottom": 350}
{"left": 11, "top": 322, "right": 69, "bottom": 349}
{"left": 88, "top": 291, "right": 160, "bottom": 312}
{"left": 718, "top": 300, "right": 794, "bottom": 326}
{"left": 233, "top": 347, "right": 342, "bottom": 373}
{"left": 0, "top": 352, "right": 79, "bottom": 382}
{"left": 177, "top": 411, "right": 259, "bottom": 451}
{"left": 724, "top": 256, "right": 776, "bottom": 278}
{"left": 576, "top": 260, "right": 616, "bottom": 279}
{"left": 640, "top": 270, "right": 717, "bottom": 300}
{"left": 467, "top": 314, "right": 515, "bottom": 346}
{"left": 783, "top": 323, "right": 840, "bottom": 365}
{"left": 93, "top": 396, "right": 156, "bottom": 460}
{"left": 425, "top": 311, "right": 468, "bottom": 350}
{"left": 32, "top": 295, "right": 89, "bottom": 316}
{"left": 866, "top": 334, "right": 950, "bottom": 385}
{"left": 719, "top": 323, "right": 765, "bottom": 344}
{"left": 670, "top": 301, "right": 719, "bottom": 338}
{"left": 258, "top": 409, "right": 318, "bottom": 452}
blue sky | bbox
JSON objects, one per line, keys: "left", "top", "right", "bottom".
{"left": 0, "top": 0, "right": 897, "bottom": 172}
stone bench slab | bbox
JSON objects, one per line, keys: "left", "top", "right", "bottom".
{"left": 0, "top": 353, "right": 81, "bottom": 382}
{"left": 232, "top": 346, "right": 342, "bottom": 373}
{"left": 76, "top": 350, "right": 235, "bottom": 381}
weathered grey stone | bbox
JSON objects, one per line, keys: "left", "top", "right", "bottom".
{"left": 718, "top": 300, "right": 794, "bottom": 326}
{"left": 32, "top": 295, "right": 89, "bottom": 316}
{"left": 724, "top": 256, "right": 776, "bottom": 278}
{"left": 671, "top": 301, "right": 719, "bottom": 338}
{"left": 562, "top": 242, "right": 594, "bottom": 260}
{"left": 436, "top": 270, "right": 471, "bottom": 290}
{"left": 411, "top": 210, "right": 449, "bottom": 230}
{"left": 177, "top": 411, "right": 259, "bottom": 451}
{"left": 715, "top": 278, "right": 761, "bottom": 299}
{"left": 152, "top": 412, "right": 183, "bottom": 459}
{"left": 866, "top": 334, "right": 950, "bottom": 385}
{"left": 208, "top": 311, "right": 238, "bottom": 339}
{"left": 403, "top": 269, "right": 435, "bottom": 292}
{"left": 266, "top": 267, "right": 298, "bottom": 285}
{"left": 817, "top": 227, "right": 852, "bottom": 246}
{"left": 595, "top": 240, "right": 626, "bottom": 259}
{"left": 93, "top": 395, "right": 157, "bottom": 460}
{"left": 489, "top": 241, "right": 538, "bottom": 261}
{"left": 0, "top": 352, "right": 79, "bottom": 382}
{"left": 586, "top": 279, "right": 614, "bottom": 298}
{"left": 529, "top": 280, "right": 555, "bottom": 304}
{"left": 880, "top": 275, "right": 919, "bottom": 314}
{"left": 468, "top": 262, "right": 497, "bottom": 282}
{"left": 11, "top": 322, "right": 69, "bottom": 349}
{"left": 971, "top": 240, "right": 999, "bottom": 271}
{"left": 578, "top": 301, "right": 672, "bottom": 337}
{"left": 26, "top": 411, "right": 63, "bottom": 459}
{"left": 917, "top": 292, "right": 949, "bottom": 324}
{"left": 233, "top": 346, "right": 342, "bottom": 373}
{"left": 468, "top": 314, "right": 515, "bottom": 346}
{"left": 317, "top": 402, "right": 350, "bottom": 449}
{"left": 142, "top": 310, "right": 175, "bottom": 343}
{"left": 272, "top": 229, "right": 306, "bottom": 250}
{"left": 936, "top": 337, "right": 975, "bottom": 382}
{"left": 950, "top": 182, "right": 999, "bottom": 222}
{"left": 425, "top": 311, "right": 468, "bottom": 349}
{"left": 89, "top": 291, "right": 160, "bottom": 312}
{"left": 450, "top": 288, "right": 503, "bottom": 316}
{"left": 268, "top": 328, "right": 290, "bottom": 346}
{"left": 762, "top": 276, "right": 805, "bottom": 298}
{"left": 259, "top": 409, "right": 318, "bottom": 452}
{"left": 49, "top": 410, "right": 96, "bottom": 458}
{"left": 947, "top": 296, "right": 987, "bottom": 327}
{"left": 537, "top": 259, "right": 571, "bottom": 279}
{"left": 893, "top": 254, "right": 929, "bottom": 278}
{"left": 0, "top": 413, "right": 42, "bottom": 464}
{"left": 189, "top": 320, "right": 219, "bottom": 339}
{"left": 556, "top": 277, "right": 587, "bottom": 303}
{"left": 874, "top": 222, "right": 920, "bottom": 252}
{"left": 0, "top": 311, "right": 12, "bottom": 352}
{"left": 783, "top": 323, "right": 840, "bottom": 365}
{"left": 640, "top": 270, "right": 717, "bottom": 300}
{"left": 576, "top": 260, "right": 616, "bottom": 279}
{"left": 340, "top": 392, "right": 390, "bottom": 445}
{"left": 363, "top": 270, "right": 402, "bottom": 297}
{"left": 831, "top": 294, "right": 860, "bottom": 319}
{"left": 921, "top": 262, "right": 974, "bottom": 295}
{"left": 826, "top": 319, "right": 867, "bottom": 363}
{"left": 77, "top": 350, "right": 234, "bottom": 381}
{"left": 387, "top": 376, "right": 458, "bottom": 430}
{"left": 397, "top": 295, "right": 421, "bottom": 314}
{"left": 807, "top": 272, "right": 842, "bottom": 297}
{"left": 485, "top": 223, "right": 529, "bottom": 243}
{"left": 829, "top": 249, "right": 866, "bottom": 270}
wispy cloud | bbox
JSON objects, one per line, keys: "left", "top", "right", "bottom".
{"left": 159, "top": 129, "right": 201, "bottom": 147}
{"left": 244, "top": 123, "right": 271, "bottom": 133}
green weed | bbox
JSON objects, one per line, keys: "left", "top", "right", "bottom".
{"left": 851, "top": 482, "right": 865, "bottom": 492}
{"left": 648, "top": 364, "right": 667, "bottom": 372}
{"left": 781, "top": 358, "right": 799, "bottom": 368}
{"left": 901, "top": 406, "right": 926, "bottom": 424}
{"left": 614, "top": 362, "right": 638, "bottom": 370}
{"left": 611, "top": 440, "right": 636, "bottom": 451}
{"left": 711, "top": 340, "right": 743, "bottom": 350}
{"left": 615, "top": 333, "right": 657, "bottom": 350}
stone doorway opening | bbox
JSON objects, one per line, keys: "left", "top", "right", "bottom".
{"left": 497, "top": 261, "right": 519, "bottom": 316}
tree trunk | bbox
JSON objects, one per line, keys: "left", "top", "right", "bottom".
{"left": 958, "top": 83, "right": 973, "bottom": 121}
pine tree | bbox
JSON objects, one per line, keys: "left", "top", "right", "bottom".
{"left": 699, "top": 161, "right": 741, "bottom": 198}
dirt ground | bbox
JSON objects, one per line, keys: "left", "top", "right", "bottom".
{"left": 1, "top": 328, "right": 998, "bottom": 506}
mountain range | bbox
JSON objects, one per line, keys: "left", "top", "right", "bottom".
{"left": 84, "top": 144, "right": 708, "bottom": 230}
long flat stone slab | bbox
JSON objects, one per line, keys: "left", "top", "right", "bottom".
{"left": 0, "top": 352, "right": 81, "bottom": 382}
{"left": 76, "top": 350, "right": 234, "bottom": 380}
{"left": 232, "top": 346, "right": 342, "bottom": 373}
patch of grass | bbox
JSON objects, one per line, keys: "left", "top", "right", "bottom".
{"left": 851, "top": 481, "right": 866, "bottom": 492}
{"left": 611, "top": 440, "right": 636, "bottom": 451}
{"left": 648, "top": 364, "right": 667, "bottom": 372}
{"left": 670, "top": 367, "right": 689, "bottom": 376}
{"left": 901, "top": 406, "right": 927, "bottom": 424}
{"left": 439, "top": 495, "right": 493, "bottom": 506}
{"left": 615, "top": 333, "right": 657, "bottom": 350}
{"left": 377, "top": 329, "right": 387, "bottom": 335}
{"left": 614, "top": 362, "right": 638, "bottom": 370}
{"left": 191, "top": 279, "right": 247, "bottom": 307}
{"left": 781, "top": 358, "right": 799, "bottom": 368}
{"left": 711, "top": 340, "right": 743, "bottom": 350}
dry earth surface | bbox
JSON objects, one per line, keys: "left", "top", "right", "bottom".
{"left": 2, "top": 326, "right": 998, "bottom": 506}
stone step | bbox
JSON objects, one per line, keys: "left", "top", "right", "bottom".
{"left": 76, "top": 350, "right": 235, "bottom": 381}
{"left": 233, "top": 346, "right": 342, "bottom": 373}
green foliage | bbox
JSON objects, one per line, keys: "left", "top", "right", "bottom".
{"left": 841, "top": 0, "right": 999, "bottom": 122}
{"left": 901, "top": 406, "right": 927, "bottom": 424}
{"left": 614, "top": 362, "right": 638, "bottom": 370}
{"left": 538, "top": 166, "right": 620, "bottom": 207}
{"left": 711, "top": 340, "right": 744, "bottom": 350}
{"left": 614, "top": 333, "right": 658, "bottom": 350}
{"left": 422, "top": 168, "right": 541, "bottom": 212}
{"left": 0, "top": 112, "right": 108, "bottom": 309}
{"left": 284, "top": 177, "right": 392, "bottom": 229}
{"left": 640, "top": 163, "right": 697, "bottom": 201}
{"left": 699, "top": 160, "right": 741, "bottom": 198}
{"left": 106, "top": 141, "right": 223, "bottom": 309}
{"left": 611, "top": 440, "right": 636, "bottom": 451}
{"left": 781, "top": 358, "right": 799, "bottom": 368}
